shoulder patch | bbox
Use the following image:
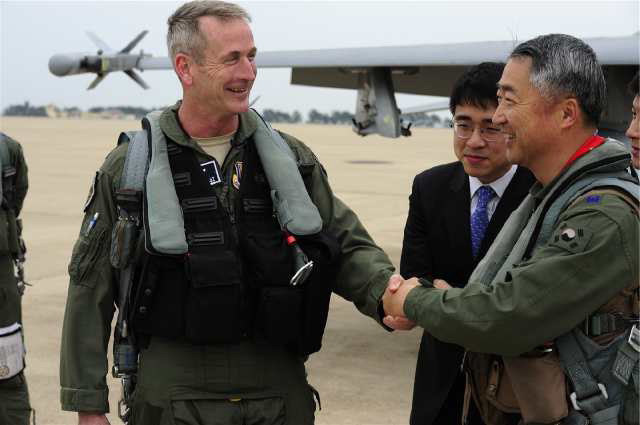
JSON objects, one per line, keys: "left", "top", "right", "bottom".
{"left": 550, "top": 223, "right": 593, "bottom": 254}
{"left": 586, "top": 194, "right": 601, "bottom": 204}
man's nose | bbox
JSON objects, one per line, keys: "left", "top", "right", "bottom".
{"left": 626, "top": 116, "right": 639, "bottom": 139}
{"left": 466, "top": 127, "right": 486, "bottom": 148}
{"left": 239, "top": 57, "right": 257, "bottom": 81}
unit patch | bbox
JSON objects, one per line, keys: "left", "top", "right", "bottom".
{"left": 586, "top": 195, "right": 602, "bottom": 204}
{"left": 232, "top": 161, "right": 243, "bottom": 190}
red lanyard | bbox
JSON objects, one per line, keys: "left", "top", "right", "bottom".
{"left": 563, "top": 135, "right": 605, "bottom": 168}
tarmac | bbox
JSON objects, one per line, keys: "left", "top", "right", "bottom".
{"left": 0, "top": 117, "right": 455, "bottom": 425}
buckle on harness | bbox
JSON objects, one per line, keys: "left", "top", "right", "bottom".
{"left": 291, "top": 260, "right": 314, "bottom": 287}
{"left": 115, "top": 189, "right": 142, "bottom": 215}
{"left": 570, "top": 383, "right": 608, "bottom": 411}
{"left": 628, "top": 324, "right": 640, "bottom": 353}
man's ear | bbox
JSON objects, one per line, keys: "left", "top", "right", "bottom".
{"left": 559, "top": 97, "right": 580, "bottom": 130}
{"left": 175, "top": 53, "right": 193, "bottom": 86}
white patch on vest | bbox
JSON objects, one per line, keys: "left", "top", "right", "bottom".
{"left": 201, "top": 160, "right": 222, "bottom": 186}
{"left": 0, "top": 323, "right": 25, "bottom": 380}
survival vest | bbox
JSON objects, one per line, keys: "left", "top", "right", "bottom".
{"left": 464, "top": 139, "right": 640, "bottom": 425}
{"left": 111, "top": 110, "right": 339, "bottom": 356}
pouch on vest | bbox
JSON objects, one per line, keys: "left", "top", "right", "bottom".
{"left": 131, "top": 255, "right": 186, "bottom": 340}
{"left": 0, "top": 323, "right": 24, "bottom": 380}
{"left": 503, "top": 352, "right": 569, "bottom": 424}
{"left": 466, "top": 352, "right": 519, "bottom": 425}
{"left": 184, "top": 250, "right": 245, "bottom": 345}
{"left": 256, "top": 286, "right": 303, "bottom": 346}
{"left": 293, "top": 232, "right": 339, "bottom": 356}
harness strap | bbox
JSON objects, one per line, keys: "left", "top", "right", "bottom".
{"left": 583, "top": 313, "right": 640, "bottom": 338}
{"left": 111, "top": 130, "right": 149, "bottom": 381}
{"left": 612, "top": 325, "right": 640, "bottom": 386}
{"left": 556, "top": 331, "right": 610, "bottom": 414}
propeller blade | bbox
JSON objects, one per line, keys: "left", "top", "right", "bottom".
{"left": 120, "top": 30, "right": 149, "bottom": 54}
{"left": 124, "top": 70, "right": 149, "bottom": 89}
{"left": 87, "top": 74, "right": 106, "bottom": 90}
{"left": 86, "top": 31, "right": 113, "bottom": 53}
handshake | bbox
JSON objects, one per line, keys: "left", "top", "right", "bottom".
{"left": 381, "top": 274, "right": 451, "bottom": 331}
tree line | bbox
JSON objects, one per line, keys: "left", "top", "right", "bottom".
{"left": 2, "top": 103, "right": 448, "bottom": 128}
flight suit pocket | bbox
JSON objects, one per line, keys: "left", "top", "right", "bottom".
{"left": 68, "top": 225, "right": 107, "bottom": 288}
{"left": 169, "top": 395, "right": 286, "bottom": 425}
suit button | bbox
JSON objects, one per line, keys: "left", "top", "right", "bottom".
{"left": 139, "top": 306, "right": 148, "bottom": 314}
{"left": 144, "top": 288, "right": 152, "bottom": 296}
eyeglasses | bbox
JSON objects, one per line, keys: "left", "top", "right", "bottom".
{"left": 450, "top": 121, "right": 503, "bottom": 142}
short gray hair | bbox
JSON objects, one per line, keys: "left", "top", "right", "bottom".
{"left": 167, "top": 1, "right": 251, "bottom": 64}
{"left": 510, "top": 34, "right": 606, "bottom": 127}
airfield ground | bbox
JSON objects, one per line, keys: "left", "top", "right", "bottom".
{"left": 1, "top": 117, "right": 455, "bottom": 425}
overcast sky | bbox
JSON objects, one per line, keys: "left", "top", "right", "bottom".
{"left": 1, "top": 0, "right": 638, "bottom": 116}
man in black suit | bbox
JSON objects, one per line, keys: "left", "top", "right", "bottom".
{"left": 399, "top": 63, "right": 535, "bottom": 425}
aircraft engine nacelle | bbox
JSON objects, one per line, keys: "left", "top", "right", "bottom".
{"left": 48, "top": 53, "right": 103, "bottom": 77}
{"left": 351, "top": 68, "right": 412, "bottom": 138}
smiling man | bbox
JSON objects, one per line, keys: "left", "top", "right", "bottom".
{"left": 385, "top": 34, "right": 639, "bottom": 424}
{"left": 59, "top": 2, "right": 403, "bottom": 425}
{"left": 400, "top": 62, "right": 533, "bottom": 425}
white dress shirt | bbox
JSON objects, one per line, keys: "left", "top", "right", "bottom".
{"left": 469, "top": 165, "right": 518, "bottom": 221}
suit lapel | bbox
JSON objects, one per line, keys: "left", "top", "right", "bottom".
{"left": 478, "top": 167, "right": 533, "bottom": 259}
{"left": 445, "top": 163, "right": 474, "bottom": 283}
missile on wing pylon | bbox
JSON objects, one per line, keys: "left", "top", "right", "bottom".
{"left": 48, "top": 30, "right": 151, "bottom": 90}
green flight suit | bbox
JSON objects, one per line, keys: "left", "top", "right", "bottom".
{"left": 403, "top": 141, "right": 639, "bottom": 355}
{"left": 403, "top": 139, "right": 639, "bottom": 422}
{"left": 0, "top": 133, "right": 31, "bottom": 425}
{"left": 60, "top": 104, "right": 394, "bottom": 424}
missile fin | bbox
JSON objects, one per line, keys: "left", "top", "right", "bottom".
{"left": 86, "top": 31, "right": 113, "bottom": 53}
{"left": 124, "top": 70, "right": 149, "bottom": 89}
{"left": 87, "top": 74, "right": 106, "bottom": 90}
{"left": 120, "top": 30, "right": 149, "bottom": 54}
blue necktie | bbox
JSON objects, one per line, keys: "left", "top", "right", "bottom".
{"left": 471, "top": 186, "right": 496, "bottom": 258}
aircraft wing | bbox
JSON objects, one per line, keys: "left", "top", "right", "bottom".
{"left": 255, "top": 33, "right": 639, "bottom": 96}
{"left": 49, "top": 32, "right": 638, "bottom": 138}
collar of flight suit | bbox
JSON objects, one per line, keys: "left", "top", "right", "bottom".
{"left": 159, "top": 101, "right": 259, "bottom": 155}
{"left": 528, "top": 138, "right": 631, "bottom": 205}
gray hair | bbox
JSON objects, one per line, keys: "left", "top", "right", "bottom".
{"left": 167, "top": 1, "right": 251, "bottom": 65}
{"left": 510, "top": 34, "right": 606, "bottom": 127}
